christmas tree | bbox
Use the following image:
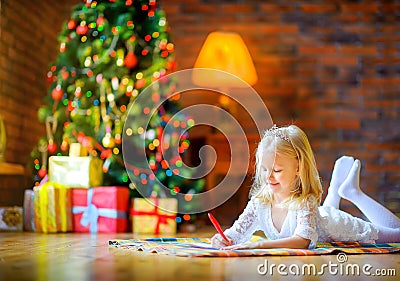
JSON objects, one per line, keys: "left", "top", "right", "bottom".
{"left": 31, "top": 0, "right": 204, "bottom": 217}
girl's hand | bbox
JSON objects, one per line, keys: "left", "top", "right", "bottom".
{"left": 210, "top": 233, "right": 233, "bottom": 249}
{"left": 222, "top": 241, "right": 260, "bottom": 250}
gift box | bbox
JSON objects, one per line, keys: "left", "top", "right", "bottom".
{"left": 34, "top": 182, "right": 73, "bottom": 233}
{"left": 23, "top": 189, "right": 36, "bottom": 231}
{"left": 71, "top": 187, "right": 129, "bottom": 233}
{"left": 131, "top": 198, "right": 177, "bottom": 234}
{"left": 48, "top": 156, "right": 103, "bottom": 188}
{"left": 0, "top": 206, "right": 23, "bottom": 231}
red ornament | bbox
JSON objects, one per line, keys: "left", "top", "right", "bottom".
{"left": 76, "top": 24, "right": 88, "bottom": 35}
{"left": 135, "top": 78, "right": 146, "bottom": 89}
{"left": 100, "top": 149, "right": 112, "bottom": 159}
{"left": 96, "top": 16, "right": 105, "bottom": 27}
{"left": 46, "top": 71, "right": 53, "bottom": 83}
{"left": 124, "top": 52, "right": 138, "bottom": 68}
{"left": 52, "top": 85, "right": 64, "bottom": 101}
{"left": 60, "top": 140, "right": 69, "bottom": 151}
{"left": 67, "top": 19, "right": 76, "bottom": 30}
{"left": 48, "top": 142, "right": 57, "bottom": 154}
{"left": 61, "top": 71, "right": 69, "bottom": 80}
{"left": 38, "top": 168, "right": 47, "bottom": 178}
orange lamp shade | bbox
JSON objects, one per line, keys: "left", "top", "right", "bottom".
{"left": 193, "top": 31, "right": 258, "bottom": 88}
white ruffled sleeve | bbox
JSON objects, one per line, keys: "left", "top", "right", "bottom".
{"left": 223, "top": 197, "right": 260, "bottom": 244}
{"left": 294, "top": 198, "right": 319, "bottom": 249}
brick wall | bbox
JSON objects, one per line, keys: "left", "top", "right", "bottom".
{"left": 0, "top": 0, "right": 78, "bottom": 204}
{"left": 0, "top": 1, "right": 399, "bottom": 216}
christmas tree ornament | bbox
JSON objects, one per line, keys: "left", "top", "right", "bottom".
{"left": 45, "top": 116, "right": 58, "bottom": 154}
{"left": 74, "top": 87, "right": 82, "bottom": 98}
{"left": 38, "top": 168, "right": 47, "bottom": 179}
{"left": 60, "top": 42, "right": 66, "bottom": 53}
{"left": 61, "top": 70, "right": 69, "bottom": 80}
{"left": 38, "top": 143, "right": 48, "bottom": 179}
{"left": 52, "top": 85, "right": 64, "bottom": 101}
{"left": 125, "top": 37, "right": 138, "bottom": 68}
{"left": 47, "top": 140, "right": 57, "bottom": 154}
{"left": 135, "top": 78, "right": 146, "bottom": 89}
{"left": 96, "top": 15, "right": 105, "bottom": 27}
{"left": 76, "top": 22, "right": 88, "bottom": 35}
{"left": 60, "top": 139, "right": 69, "bottom": 151}
{"left": 46, "top": 71, "right": 54, "bottom": 83}
{"left": 67, "top": 19, "right": 76, "bottom": 30}
{"left": 125, "top": 51, "right": 138, "bottom": 68}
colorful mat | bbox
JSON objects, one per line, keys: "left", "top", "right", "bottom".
{"left": 108, "top": 237, "right": 400, "bottom": 257}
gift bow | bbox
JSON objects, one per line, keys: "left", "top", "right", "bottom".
{"left": 130, "top": 198, "right": 176, "bottom": 234}
{"left": 72, "top": 188, "right": 127, "bottom": 233}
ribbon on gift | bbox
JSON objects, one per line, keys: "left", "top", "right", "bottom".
{"left": 72, "top": 188, "right": 127, "bottom": 233}
{"left": 38, "top": 182, "right": 69, "bottom": 233}
{"left": 130, "top": 198, "right": 176, "bottom": 234}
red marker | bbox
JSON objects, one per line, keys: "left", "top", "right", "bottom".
{"left": 208, "top": 213, "right": 230, "bottom": 243}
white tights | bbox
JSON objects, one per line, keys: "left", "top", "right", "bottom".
{"left": 323, "top": 156, "right": 400, "bottom": 243}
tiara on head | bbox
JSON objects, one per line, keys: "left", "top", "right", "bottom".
{"left": 265, "top": 124, "right": 290, "bottom": 142}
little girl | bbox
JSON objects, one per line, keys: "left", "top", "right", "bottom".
{"left": 211, "top": 124, "right": 400, "bottom": 249}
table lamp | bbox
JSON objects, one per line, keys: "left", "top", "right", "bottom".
{"left": 192, "top": 31, "right": 258, "bottom": 111}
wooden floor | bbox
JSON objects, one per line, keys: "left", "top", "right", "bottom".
{"left": 0, "top": 231, "right": 399, "bottom": 281}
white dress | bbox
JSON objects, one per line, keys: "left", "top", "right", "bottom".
{"left": 224, "top": 196, "right": 379, "bottom": 249}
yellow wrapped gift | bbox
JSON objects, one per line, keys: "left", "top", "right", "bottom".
{"left": 34, "top": 182, "right": 73, "bottom": 233}
{"left": 48, "top": 156, "right": 103, "bottom": 188}
{"left": 131, "top": 198, "right": 177, "bottom": 234}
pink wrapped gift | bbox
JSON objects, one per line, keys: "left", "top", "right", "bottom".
{"left": 71, "top": 187, "right": 129, "bottom": 233}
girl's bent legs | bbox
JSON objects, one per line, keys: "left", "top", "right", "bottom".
{"left": 323, "top": 156, "right": 354, "bottom": 209}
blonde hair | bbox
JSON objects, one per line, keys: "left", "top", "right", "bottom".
{"left": 250, "top": 125, "right": 323, "bottom": 209}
